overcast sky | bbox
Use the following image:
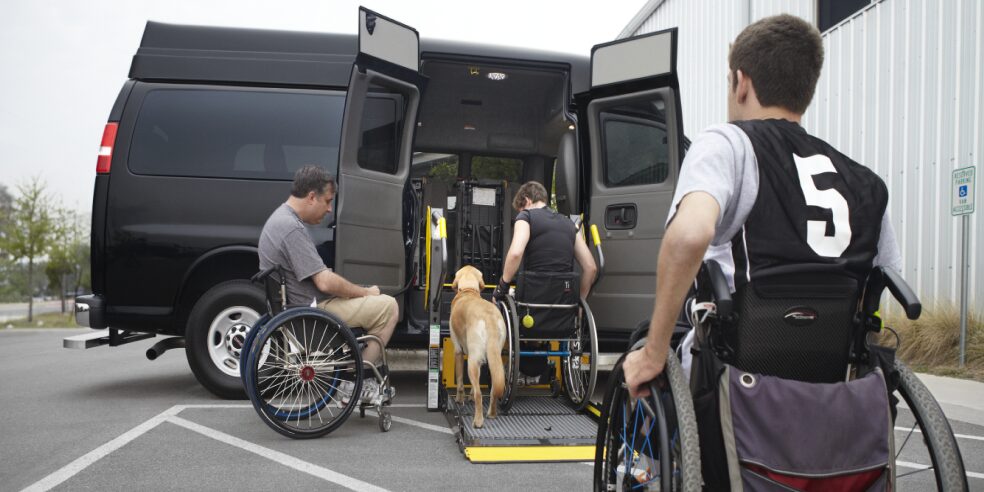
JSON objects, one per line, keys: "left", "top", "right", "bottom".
{"left": 0, "top": 0, "right": 647, "bottom": 213}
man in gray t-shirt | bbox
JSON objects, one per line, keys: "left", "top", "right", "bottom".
{"left": 258, "top": 165, "right": 398, "bottom": 371}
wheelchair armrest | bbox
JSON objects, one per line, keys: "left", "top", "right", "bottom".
{"left": 704, "top": 260, "right": 733, "bottom": 318}
{"left": 875, "top": 267, "right": 921, "bottom": 320}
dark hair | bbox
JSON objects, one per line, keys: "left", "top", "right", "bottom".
{"left": 290, "top": 165, "right": 336, "bottom": 198}
{"left": 729, "top": 14, "right": 824, "bottom": 114}
{"left": 512, "top": 181, "right": 549, "bottom": 211}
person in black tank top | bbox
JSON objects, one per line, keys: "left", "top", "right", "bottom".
{"left": 622, "top": 15, "right": 901, "bottom": 399}
{"left": 492, "top": 181, "right": 597, "bottom": 302}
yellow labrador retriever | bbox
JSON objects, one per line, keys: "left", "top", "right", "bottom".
{"left": 449, "top": 265, "right": 506, "bottom": 428}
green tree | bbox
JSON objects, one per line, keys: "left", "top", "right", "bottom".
{"left": 1, "top": 177, "right": 57, "bottom": 321}
{"left": 46, "top": 209, "right": 90, "bottom": 313}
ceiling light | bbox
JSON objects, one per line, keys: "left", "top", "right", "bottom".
{"left": 487, "top": 72, "right": 507, "bottom": 81}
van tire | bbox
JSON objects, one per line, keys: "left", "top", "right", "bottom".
{"left": 185, "top": 280, "right": 266, "bottom": 399}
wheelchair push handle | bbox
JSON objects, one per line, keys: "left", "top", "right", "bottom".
{"left": 865, "top": 266, "right": 922, "bottom": 320}
{"left": 251, "top": 266, "right": 281, "bottom": 284}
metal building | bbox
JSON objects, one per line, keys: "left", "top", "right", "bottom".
{"left": 620, "top": 0, "right": 983, "bottom": 313}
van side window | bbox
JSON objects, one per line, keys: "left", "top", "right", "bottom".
{"left": 601, "top": 101, "right": 670, "bottom": 187}
{"left": 356, "top": 85, "right": 406, "bottom": 175}
{"left": 129, "top": 88, "right": 345, "bottom": 180}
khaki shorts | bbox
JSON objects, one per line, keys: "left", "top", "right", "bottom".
{"left": 317, "top": 294, "right": 395, "bottom": 336}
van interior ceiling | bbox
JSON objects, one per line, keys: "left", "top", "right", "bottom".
{"left": 415, "top": 59, "right": 572, "bottom": 171}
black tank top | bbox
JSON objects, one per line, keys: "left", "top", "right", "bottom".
{"left": 730, "top": 119, "right": 888, "bottom": 287}
{"left": 517, "top": 207, "right": 576, "bottom": 272}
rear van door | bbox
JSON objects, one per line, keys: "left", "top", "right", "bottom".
{"left": 334, "top": 8, "right": 427, "bottom": 306}
{"left": 577, "top": 29, "right": 684, "bottom": 335}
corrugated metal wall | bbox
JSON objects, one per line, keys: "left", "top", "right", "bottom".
{"left": 625, "top": 0, "right": 983, "bottom": 312}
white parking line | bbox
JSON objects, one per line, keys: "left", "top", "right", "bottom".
{"left": 168, "top": 416, "right": 389, "bottom": 491}
{"left": 20, "top": 406, "right": 184, "bottom": 492}
{"left": 895, "top": 426, "right": 984, "bottom": 442}
{"left": 365, "top": 409, "right": 454, "bottom": 435}
{"left": 896, "top": 461, "right": 984, "bottom": 480}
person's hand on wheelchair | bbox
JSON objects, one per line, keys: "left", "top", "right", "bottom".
{"left": 492, "top": 277, "right": 509, "bottom": 302}
{"left": 623, "top": 341, "right": 666, "bottom": 400}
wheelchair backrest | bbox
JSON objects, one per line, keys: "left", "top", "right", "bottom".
{"left": 515, "top": 270, "right": 580, "bottom": 338}
{"left": 251, "top": 266, "right": 287, "bottom": 316}
{"left": 722, "top": 268, "right": 861, "bottom": 384}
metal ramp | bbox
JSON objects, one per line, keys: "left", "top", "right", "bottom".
{"left": 444, "top": 392, "right": 599, "bottom": 463}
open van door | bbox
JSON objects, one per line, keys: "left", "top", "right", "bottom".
{"left": 576, "top": 29, "right": 684, "bottom": 336}
{"left": 335, "top": 8, "right": 426, "bottom": 306}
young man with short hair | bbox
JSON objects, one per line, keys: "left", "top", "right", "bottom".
{"left": 622, "top": 14, "right": 901, "bottom": 396}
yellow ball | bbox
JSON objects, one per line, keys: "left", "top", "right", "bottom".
{"left": 522, "top": 314, "right": 535, "bottom": 328}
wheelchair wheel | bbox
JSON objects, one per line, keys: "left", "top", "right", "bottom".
{"left": 594, "top": 350, "right": 701, "bottom": 491}
{"left": 243, "top": 308, "right": 363, "bottom": 439}
{"left": 497, "top": 297, "right": 521, "bottom": 413}
{"left": 561, "top": 298, "right": 598, "bottom": 410}
{"left": 892, "top": 360, "right": 968, "bottom": 491}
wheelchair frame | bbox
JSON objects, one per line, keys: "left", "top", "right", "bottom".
{"left": 239, "top": 266, "right": 395, "bottom": 438}
{"left": 497, "top": 283, "right": 599, "bottom": 412}
{"left": 594, "top": 261, "right": 969, "bottom": 491}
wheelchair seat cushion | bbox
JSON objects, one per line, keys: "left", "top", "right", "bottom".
{"left": 515, "top": 270, "right": 579, "bottom": 337}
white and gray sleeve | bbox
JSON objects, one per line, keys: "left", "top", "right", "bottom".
{"left": 872, "top": 211, "right": 903, "bottom": 273}
{"left": 666, "top": 123, "right": 758, "bottom": 246}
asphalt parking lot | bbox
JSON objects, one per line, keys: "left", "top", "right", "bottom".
{"left": 3, "top": 328, "right": 983, "bottom": 491}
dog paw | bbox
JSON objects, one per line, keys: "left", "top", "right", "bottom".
{"left": 473, "top": 419, "right": 484, "bottom": 429}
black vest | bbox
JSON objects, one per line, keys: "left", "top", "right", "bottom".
{"left": 730, "top": 119, "right": 888, "bottom": 287}
{"left": 519, "top": 207, "right": 576, "bottom": 272}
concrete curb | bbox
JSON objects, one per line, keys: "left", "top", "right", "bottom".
{"left": 914, "top": 373, "right": 984, "bottom": 427}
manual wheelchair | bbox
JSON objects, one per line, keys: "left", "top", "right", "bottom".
{"left": 594, "top": 262, "right": 968, "bottom": 491}
{"left": 496, "top": 270, "right": 599, "bottom": 412}
{"left": 239, "top": 266, "right": 394, "bottom": 439}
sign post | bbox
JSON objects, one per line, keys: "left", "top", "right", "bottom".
{"left": 951, "top": 167, "right": 975, "bottom": 367}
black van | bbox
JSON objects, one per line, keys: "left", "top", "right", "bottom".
{"left": 69, "top": 9, "right": 685, "bottom": 398}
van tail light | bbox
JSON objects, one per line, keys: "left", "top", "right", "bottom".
{"left": 96, "top": 122, "right": 119, "bottom": 174}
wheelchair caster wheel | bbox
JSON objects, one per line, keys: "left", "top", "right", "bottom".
{"left": 359, "top": 406, "right": 366, "bottom": 418}
{"left": 379, "top": 411, "right": 392, "bottom": 432}
{"left": 550, "top": 380, "right": 561, "bottom": 398}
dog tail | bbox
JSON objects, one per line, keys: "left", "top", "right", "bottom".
{"left": 488, "top": 317, "right": 506, "bottom": 402}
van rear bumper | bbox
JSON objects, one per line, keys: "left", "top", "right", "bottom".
{"left": 74, "top": 294, "right": 107, "bottom": 328}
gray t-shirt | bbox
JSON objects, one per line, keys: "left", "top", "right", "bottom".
{"left": 258, "top": 203, "right": 329, "bottom": 305}
{"left": 667, "top": 123, "right": 902, "bottom": 290}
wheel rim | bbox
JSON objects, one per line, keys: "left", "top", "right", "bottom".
{"left": 563, "top": 299, "right": 598, "bottom": 409}
{"left": 602, "top": 375, "right": 680, "bottom": 490}
{"left": 207, "top": 305, "right": 260, "bottom": 378}
{"left": 254, "top": 313, "right": 360, "bottom": 430}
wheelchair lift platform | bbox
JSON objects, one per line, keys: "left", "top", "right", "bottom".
{"left": 443, "top": 391, "right": 600, "bottom": 463}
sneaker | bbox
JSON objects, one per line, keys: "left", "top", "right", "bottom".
{"left": 360, "top": 379, "right": 382, "bottom": 406}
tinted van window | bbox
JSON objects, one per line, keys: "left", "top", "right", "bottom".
{"left": 602, "top": 101, "right": 670, "bottom": 187}
{"left": 129, "top": 88, "right": 345, "bottom": 180}
{"left": 356, "top": 85, "right": 403, "bottom": 175}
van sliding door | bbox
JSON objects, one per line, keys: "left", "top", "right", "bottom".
{"left": 578, "top": 29, "right": 684, "bottom": 335}
{"left": 335, "top": 8, "right": 426, "bottom": 310}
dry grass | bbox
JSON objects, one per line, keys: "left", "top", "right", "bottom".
{"left": 3, "top": 311, "right": 78, "bottom": 329}
{"left": 881, "top": 303, "right": 984, "bottom": 381}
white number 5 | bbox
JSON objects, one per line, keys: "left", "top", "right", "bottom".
{"left": 793, "top": 154, "right": 851, "bottom": 257}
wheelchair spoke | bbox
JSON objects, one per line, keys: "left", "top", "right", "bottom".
{"left": 896, "top": 466, "right": 935, "bottom": 479}
{"left": 895, "top": 421, "right": 917, "bottom": 459}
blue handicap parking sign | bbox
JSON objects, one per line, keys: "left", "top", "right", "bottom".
{"left": 959, "top": 185, "right": 968, "bottom": 198}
